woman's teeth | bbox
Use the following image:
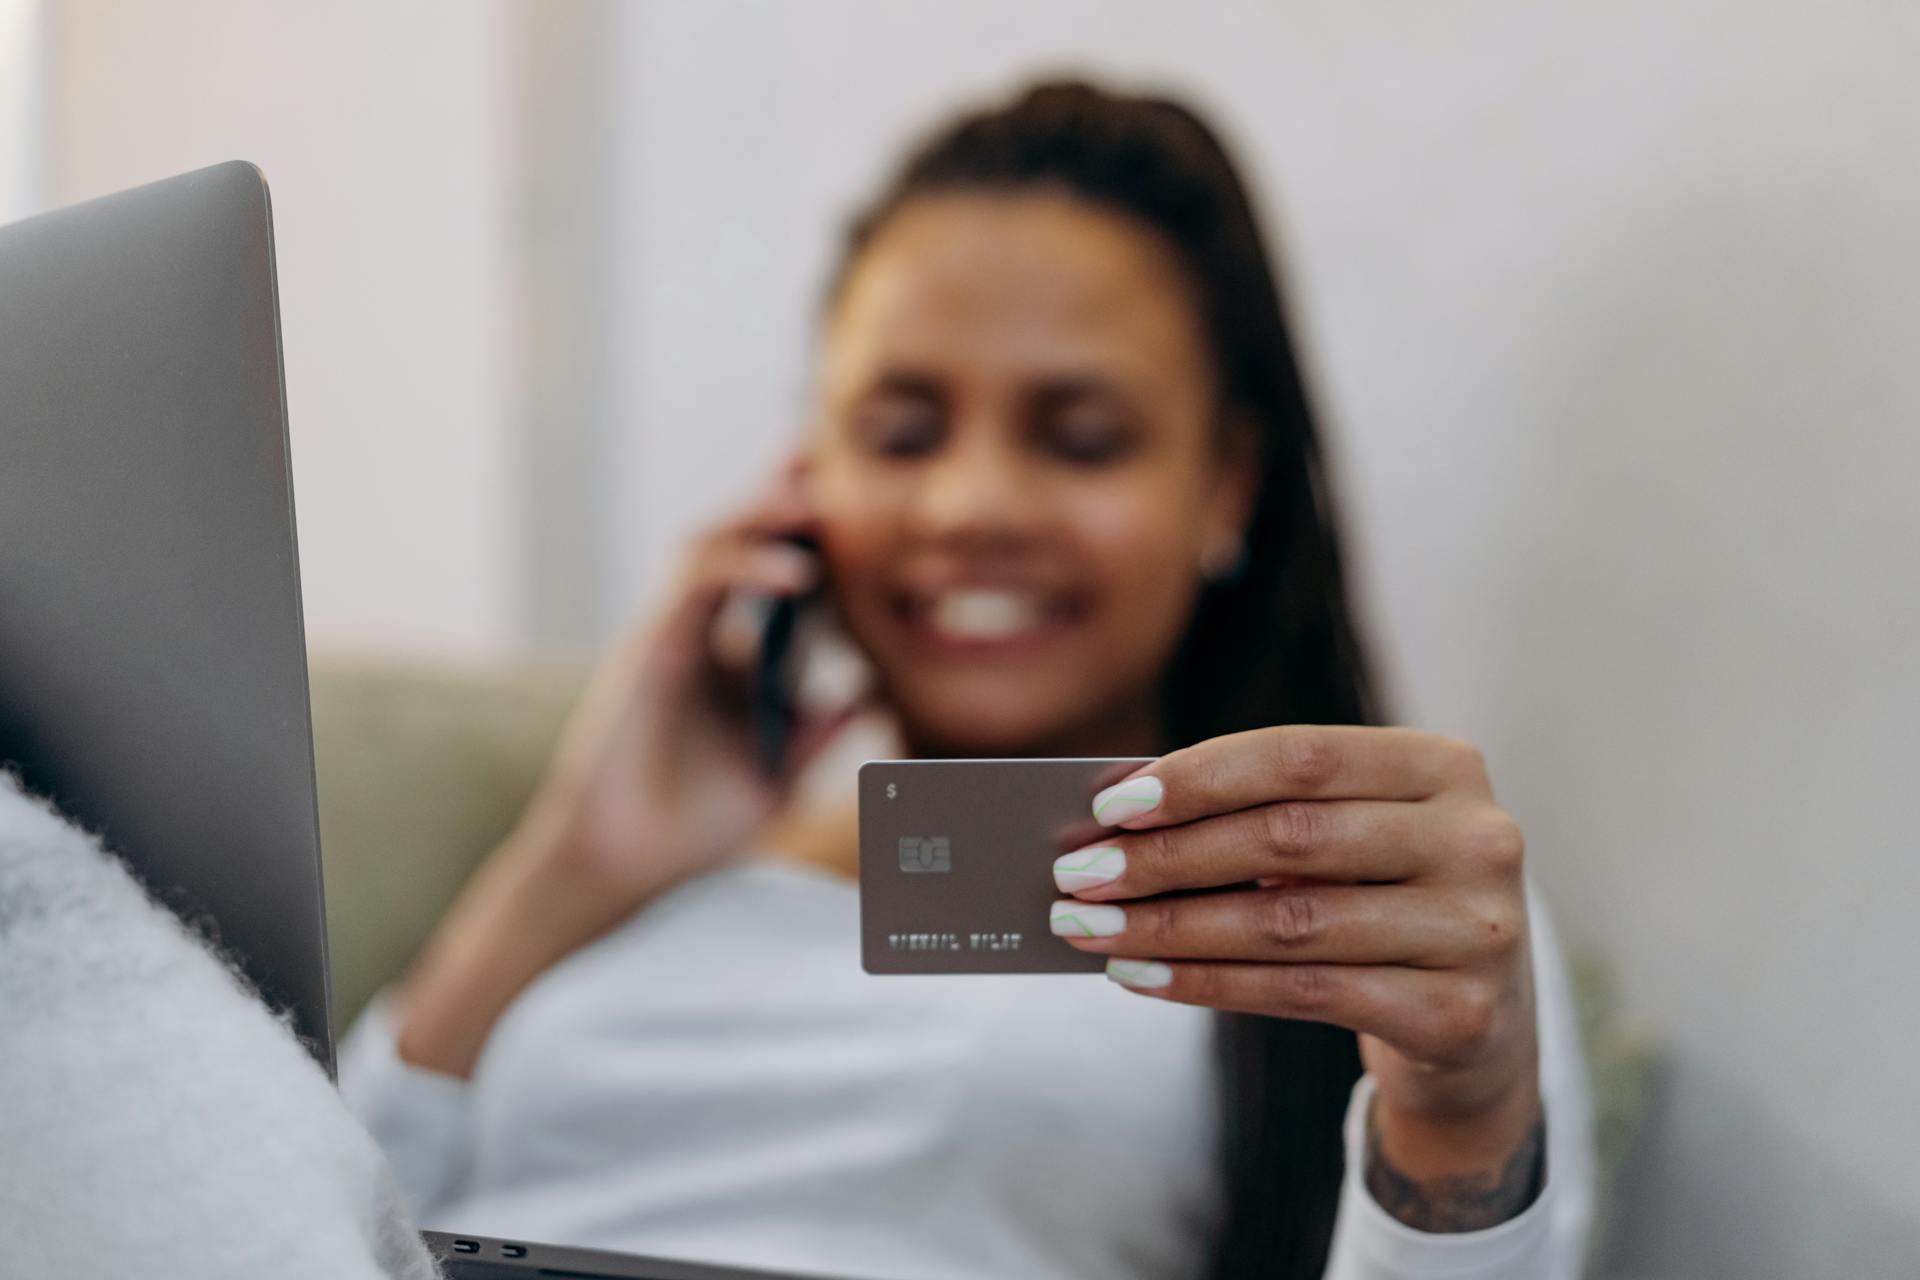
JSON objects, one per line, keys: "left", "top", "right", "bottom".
{"left": 928, "top": 588, "right": 1046, "bottom": 640}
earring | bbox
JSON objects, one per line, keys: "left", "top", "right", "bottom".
{"left": 1200, "top": 536, "right": 1248, "bottom": 584}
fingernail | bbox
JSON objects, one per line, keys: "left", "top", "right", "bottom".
{"left": 1049, "top": 899, "right": 1127, "bottom": 938}
{"left": 1091, "top": 774, "right": 1162, "bottom": 826}
{"left": 1053, "top": 845, "right": 1126, "bottom": 894}
{"left": 1106, "top": 958, "right": 1173, "bottom": 989}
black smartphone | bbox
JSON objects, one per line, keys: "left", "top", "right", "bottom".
{"left": 751, "top": 535, "right": 821, "bottom": 778}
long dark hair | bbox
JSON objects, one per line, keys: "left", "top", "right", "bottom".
{"left": 825, "top": 80, "right": 1384, "bottom": 1279}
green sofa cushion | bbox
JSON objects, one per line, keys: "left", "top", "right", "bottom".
{"left": 310, "top": 653, "right": 585, "bottom": 1038}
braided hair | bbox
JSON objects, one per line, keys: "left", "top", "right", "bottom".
{"left": 824, "top": 80, "right": 1384, "bottom": 1278}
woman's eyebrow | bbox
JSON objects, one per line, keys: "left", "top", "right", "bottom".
{"left": 1027, "top": 373, "right": 1141, "bottom": 415}
{"left": 863, "top": 369, "right": 946, "bottom": 401}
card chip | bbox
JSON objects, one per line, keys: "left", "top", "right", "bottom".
{"left": 898, "top": 835, "right": 951, "bottom": 873}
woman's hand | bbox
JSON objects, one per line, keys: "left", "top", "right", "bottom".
{"left": 393, "top": 454, "right": 866, "bottom": 1077}
{"left": 526, "top": 453, "right": 859, "bottom": 900}
{"left": 1052, "top": 725, "right": 1545, "bottom": 1227}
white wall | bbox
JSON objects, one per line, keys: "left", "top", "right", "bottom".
{"left": 41, "top": 0, "right": 526, "bottom": 660}
{"left": 602, "top": 3, "right": 1920, "bottom": 1275}
{"left": 0, "top": 0, "right": 40, "bottom": 221}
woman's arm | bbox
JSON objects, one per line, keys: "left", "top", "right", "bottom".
{"left": 386, "top": 798, "right": 669, "bottom": 1078}
{"left": 0, "top": 768, "right": 440, "bottom": 1280}
{"left": 386, "top": 455, "right": 865, "bottom": 1079}
{"left": 1322, "top": 879, "right": 1596, "bottom": 1279}
{"left": 1050, "top": 726, "right": 1597, "bottom": 1267}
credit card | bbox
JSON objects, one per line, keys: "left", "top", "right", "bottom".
{"left": 858, "top": 757, "right": 1154, "bottom": 974}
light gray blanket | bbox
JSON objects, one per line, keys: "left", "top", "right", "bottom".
{"left": 0, "top": 767, "right": 437, "bottom": 1279}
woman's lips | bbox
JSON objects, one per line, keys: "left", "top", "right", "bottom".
{"left": 891, "top": 585, "right": 1085, "bottom": 654}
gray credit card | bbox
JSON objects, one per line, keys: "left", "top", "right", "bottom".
{"left": 858, "top": 757, "right": 1155, "bottom": 974}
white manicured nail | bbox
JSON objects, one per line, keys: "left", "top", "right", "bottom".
{"left": 1053, "top": 845, "right": 1126, "bottom": 893}
{"left": 1050, "top": 899, "right": 1127, "bottom": 938}
{"left": 1091, "top": 774, "right": 1162, "bottom": 826}
{"left": 1105, "top": 958, "right": 1173, "bottom": 989}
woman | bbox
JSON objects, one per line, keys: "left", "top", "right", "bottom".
{"left": 342, "top": 80, "right": 1593, "bottom": 1279}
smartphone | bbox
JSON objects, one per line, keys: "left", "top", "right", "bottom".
{"left": 751, "top": 535, "right": 821, "bottom": 778}
{"left": 857, "top": 757, "right": 1155, "bottom": 974}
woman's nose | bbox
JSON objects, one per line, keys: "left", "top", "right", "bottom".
{"left": 909, "top": 430, "right": 1038, "bottom": 544}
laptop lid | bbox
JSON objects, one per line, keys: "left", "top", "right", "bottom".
{"left": 0, "top": 161, "right": 333, "bottom": 1068}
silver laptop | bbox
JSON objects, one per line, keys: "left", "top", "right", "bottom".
{"left": 0, "top": 162, "right": 836, "bottom": 1280}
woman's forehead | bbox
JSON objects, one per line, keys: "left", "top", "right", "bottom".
{"left": 824, "top": 192, "right": 1209, "bottom": 394}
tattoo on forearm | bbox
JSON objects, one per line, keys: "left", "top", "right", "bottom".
{"left": 1363, "top": 1101, "right": 1547, "bottom": 1233}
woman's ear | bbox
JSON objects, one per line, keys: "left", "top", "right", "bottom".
{"left": 1200, "top": 413, "right": 1261, "bottom": 577}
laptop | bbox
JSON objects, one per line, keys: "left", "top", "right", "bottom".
{"left": 0, "top": 163, "right": 836, "bottom": 1280}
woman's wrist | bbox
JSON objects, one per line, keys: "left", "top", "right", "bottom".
{"left": 1362, "top": 1067, "right": 1546, "bottom": 1232}
{"left": 391, "top": 802, "right": 671, "bottom": 1079}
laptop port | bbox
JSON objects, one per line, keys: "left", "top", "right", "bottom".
{"left": 501, "top": 1244, "right": 528, "bottom": 1258}
{"left": 451, "top": 1239, "right": 480, "bottom": 1254}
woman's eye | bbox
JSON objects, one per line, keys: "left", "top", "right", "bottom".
{"left": 852, "top": 400, "right": 944, "bottom": 457}
{"left": 1046, "top": 412, "right": 1134, "bottom": 464}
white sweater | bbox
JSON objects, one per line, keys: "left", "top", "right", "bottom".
{"left": 0, "top": 766, "right": 1593, "bottom": 1279}
{"left": 0, "top": 768, "right": 439, "bottom": 1280}
{"left": 343, "top": 858, "right": 1596, "bottom": 1278}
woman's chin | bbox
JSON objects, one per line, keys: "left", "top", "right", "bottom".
{"left": 895, "top": 695, "right": 1083, "bottom": 758}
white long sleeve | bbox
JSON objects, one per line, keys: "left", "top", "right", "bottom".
{"left": 1324, "top": 880, "right": 1596, "bottom": 1279}
{"left": 0, "top": 769, "right": 440, "bottom": 1280}
{"left": 342, "top": 857, "right": 1595, "bottom": 1280}
{"left": 336, "top": 992, "right": 478, "bottom": 1222}
{"left": 338, "top": 859, "right": 1228, "bottom": 1280}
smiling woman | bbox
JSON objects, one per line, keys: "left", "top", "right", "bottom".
{"left": 349, "top": 80, "right": 1595, "bottom": 1280}
{"left": 810, "top": 188, "right": 1249, "bottom": 756}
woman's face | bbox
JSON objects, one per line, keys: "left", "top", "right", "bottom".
{"left": 808, "top": 191, "right": 1256, "bottom": 755}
